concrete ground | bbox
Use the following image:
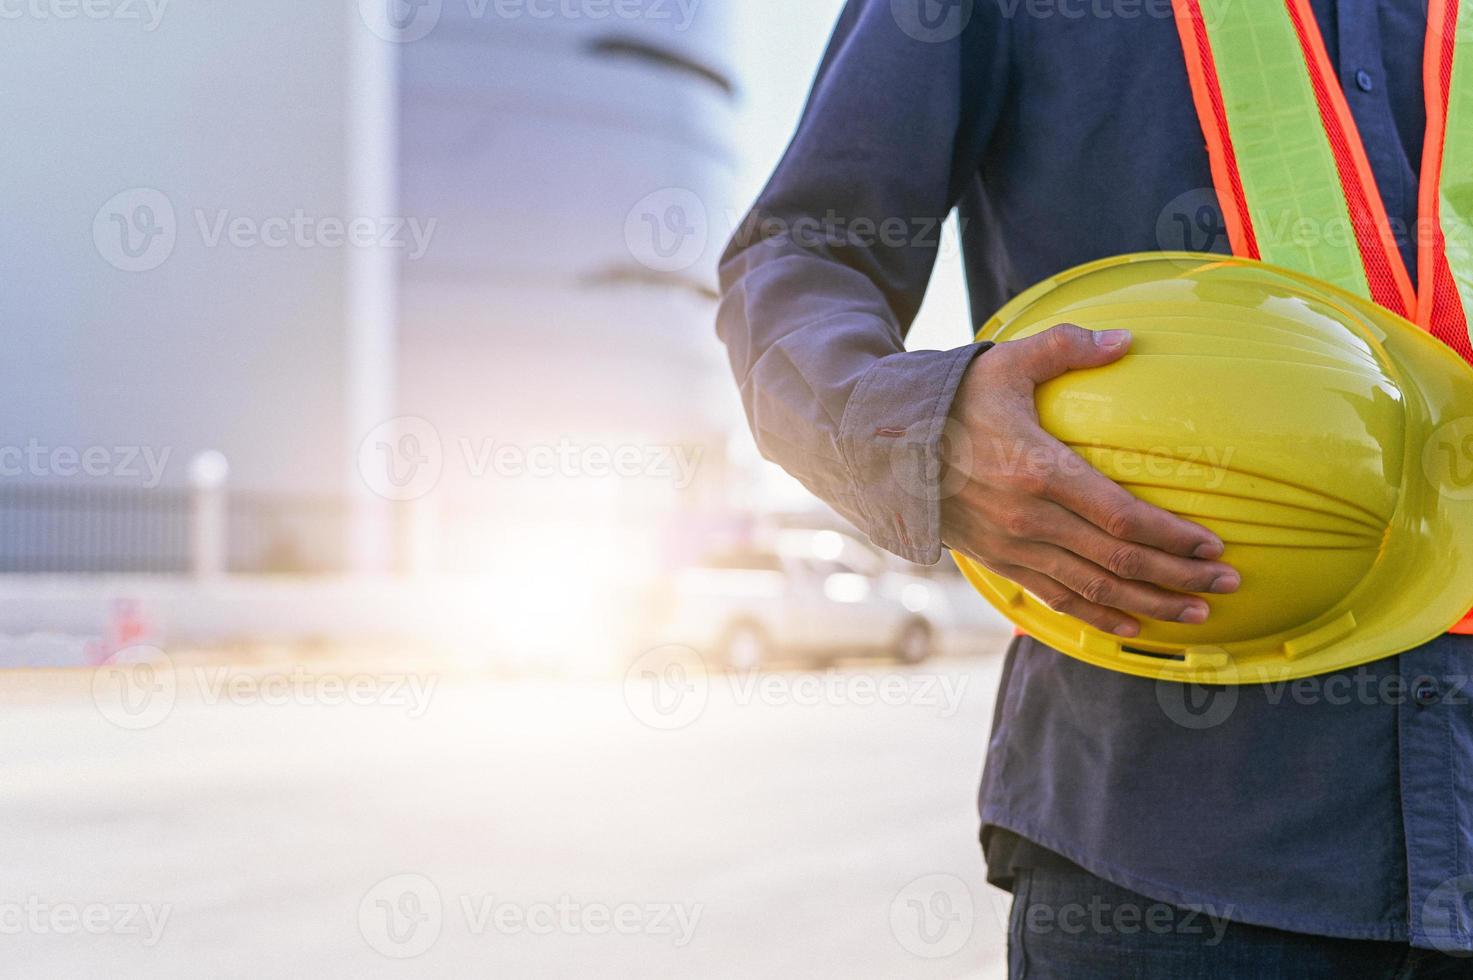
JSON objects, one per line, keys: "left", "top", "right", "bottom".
{"left": 0, "top": 644, "right": 1013, "bottom": 978}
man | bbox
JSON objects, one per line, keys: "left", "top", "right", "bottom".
{"left": 717, "top": 0, "right": 1473, "bottom": 976}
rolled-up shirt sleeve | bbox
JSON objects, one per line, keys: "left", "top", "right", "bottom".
{"left": 716, "top": 0, "right": 1008, "bottom": 565}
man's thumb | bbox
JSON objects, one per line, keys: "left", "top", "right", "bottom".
{"left": 1005, "top": 323, "right": 1132, "bottom": 383}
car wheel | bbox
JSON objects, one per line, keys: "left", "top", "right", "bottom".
{"left": 720, "top": 622, "right": 768, "bottom": 672}
{"left": 895, "top": 620, "right": 933, "bottom": 664}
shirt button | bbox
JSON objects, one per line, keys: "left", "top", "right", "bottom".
{"left": 1356, "top": 69, "right": 1375, "bottom": 92}
{"left": 1414, "top": 679, "right": 1441, "bottom": 707}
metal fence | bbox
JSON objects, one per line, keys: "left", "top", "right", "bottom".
{"left": 0, "top": 485, "right": 349, "bottom": 575}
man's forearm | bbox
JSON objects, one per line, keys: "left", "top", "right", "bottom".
{"left": 718, "top": 234, "right": 989, "bottom": 564}
{"left": 714, "top": 0, "right": 1005, "bottom": 563}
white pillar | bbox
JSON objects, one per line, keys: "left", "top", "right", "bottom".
{"left": 344, "top": 9, "right": 401, "bottom": 574}
{"left": 188, "top": 450, "right": 230, "bottom": 579}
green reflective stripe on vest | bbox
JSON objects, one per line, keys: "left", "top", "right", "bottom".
{"left": 1197, "top": 0, "right": 1372, "bottom": 299}
{"left": 1441, "top": 19, "right": 1473, "bottom": 328}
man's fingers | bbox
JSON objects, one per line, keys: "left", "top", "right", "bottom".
{"left": 1041, "top": 503, "right": 1240, "bottom": 594}
{"left": 987, "top": 561, "right": 1141, "bottom": 638}
{"left": 1012, "top": 543, "right": 1212, "bottom": 625}
{"left": 1042, "top": 449, "right": 1226, "bottom": 559}
{"left": 941, "top": 328, "right": 1240, "bottom": 638}
{"left": 995, "top": 323, "right": 1133, "bottom": 385}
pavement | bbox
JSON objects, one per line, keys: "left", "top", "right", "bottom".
{"left": 0, "top": 644, "right": 1014, "bottom": 978}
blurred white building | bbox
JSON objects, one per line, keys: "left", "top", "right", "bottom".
{"left": 0, "top": 0, "right": 740, "bottom": 579}
{"left": 394, "top": 0, "right": 741, "bottom": 576}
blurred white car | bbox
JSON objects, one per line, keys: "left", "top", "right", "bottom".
{"left": 644, "top": 529, "right": 944, "bottom": 670}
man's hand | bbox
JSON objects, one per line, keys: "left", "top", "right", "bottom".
{"left": 941, "top": 324, "right": 1240, "bottom": 639}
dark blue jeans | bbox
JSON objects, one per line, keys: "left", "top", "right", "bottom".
{"left": 1009, "top": 866, "right": 1473, "bottom": 979}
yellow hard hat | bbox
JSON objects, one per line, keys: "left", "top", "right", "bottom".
{"left": 953, "top": 252, "right": 1473, "bottom": 684}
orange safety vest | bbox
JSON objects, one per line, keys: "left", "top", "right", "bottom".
{"left": 1168, "top": 0, "right": 1473, "bottom": 634}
